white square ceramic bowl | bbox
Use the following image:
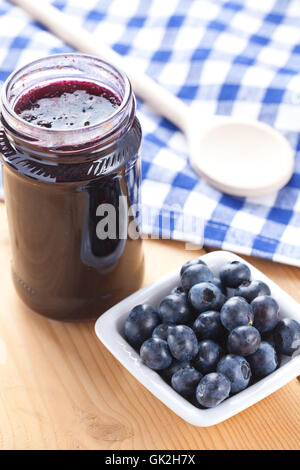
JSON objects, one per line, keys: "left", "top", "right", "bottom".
{"left": 95, "top": 250, "right": 300, "bottom": 427}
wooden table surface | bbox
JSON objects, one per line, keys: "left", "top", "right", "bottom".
{"left": 0, "top": 201, "right": 299, "bottom": 450}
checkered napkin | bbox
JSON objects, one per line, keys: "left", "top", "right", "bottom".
{"left": 1, "top": 0, "right": 300, "bottom": 266}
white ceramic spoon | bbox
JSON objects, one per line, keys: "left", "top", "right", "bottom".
{"left": 12, "top": 0, "right": 294, "bottom": 197}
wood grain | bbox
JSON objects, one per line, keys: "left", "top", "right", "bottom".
{"left": 0, "top": 202, "right": 299, "bottom": 450}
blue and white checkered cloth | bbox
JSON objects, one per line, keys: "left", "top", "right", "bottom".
{"left": 1, "top": 0, "right": 300, "bottom": 266}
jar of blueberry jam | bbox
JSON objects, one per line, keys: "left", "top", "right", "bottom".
{"left": 0, "top": 54, "right": 144, "bottom": 321}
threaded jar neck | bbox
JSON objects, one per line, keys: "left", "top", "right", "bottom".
{"left": 1, "top": 53, "right": 135, "bottom": 158}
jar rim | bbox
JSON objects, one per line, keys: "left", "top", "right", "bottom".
{"left": 1, "top": 53, "right": 133, "bottom": 151}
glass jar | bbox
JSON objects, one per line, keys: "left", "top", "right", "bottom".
{"left": 0, "top": 54, "right": 144, "bottom": 321}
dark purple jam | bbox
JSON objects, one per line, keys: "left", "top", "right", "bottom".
{"left": 1, "top": 78, "right": 143, "bottom": 321}
{"left": 15, "top": 80, "right": 121, "bottom": 129}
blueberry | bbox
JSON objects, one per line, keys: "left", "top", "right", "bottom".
{"left": 251, "top": 295, "right": 279, "bottom": 333}
{"left": 188, "top": 396, "right": 206, "bottom": 409}
{"left": 196, "top": 372, "right": 231, "bottom": 408}
{"left": 211, "top": 277, "right": 226, "bottom": 295}
{"left": 273, "top": 318, "right": 300, "bottom": 356}
{"left": 219, "top": 261, "right": 251, "bottom": 288}
{"left": 217, "top": 354, "right": 251, "bottom": 394}
{"left": 189, "top": 282, "right": 225, "bottom": 313}
{"left": 192, "top": 310, "right": 225, "bottom": 340}
{"left": 180, "top": 257, "right": 207, "bottom": 277}
{"left": 228, "top": 325, "right": 261, "bottom": 356}
{"left": 194, "top": 339, "right": 223, "bottom": 373}
{"left": 220, "top": 296, "right": 253, "bottom": 331}
{"left": 262, "top": 330, "right": 277, "bottom": 350}
{"left": 234, "top": 280, "right": 271, "bottom": 303}
{"left": 140, "top": 338, "right": 172, "bottom": 370}
{"left": 167, "top": 325, "right": 199, "bottom": 361}
{"left": 152, "top": 323, "right": 173, "bottom": 341}
{"left": 161, "top": 359, "right": 191, "bottom": 383}
{"left": 170, "top": 286, "right": 185, "bottom": 296}
{"left": 124, "top": 304, "right": 160, "bottom": 348}
{"left": 171, "top": 367, "right": 202, "bottom": 398}
{"left": 248, "top": 342, "right": 278, "bottom": 377}
{"left": 159, "top": 294, "right": 192, "bottom": 324}
{"left": 181, "top": 264, "right": 214, "bottom": 292}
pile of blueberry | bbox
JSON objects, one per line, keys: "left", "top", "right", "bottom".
{"left": 124, "top": 257, "right": 300, "bottom": 408}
